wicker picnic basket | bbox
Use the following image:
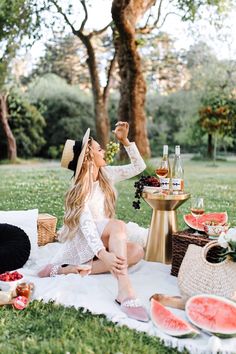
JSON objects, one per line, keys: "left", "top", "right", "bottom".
{"left": 178, "top": 240, "right": 236, "bottom": 300}
{"left": 171, "top": 229, "right": 220, "bottom": 276}
{"left": 37, "top": 213, "right": 58, "bottom": 246}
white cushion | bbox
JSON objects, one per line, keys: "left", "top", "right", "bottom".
{"left": 0, "top": 209, "right": 39, "bottom": 260}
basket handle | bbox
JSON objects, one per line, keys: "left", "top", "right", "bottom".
{"left": 202, "top": 240, "right": 221, "bottom": 260}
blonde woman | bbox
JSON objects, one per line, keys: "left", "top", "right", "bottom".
{"left": 39, "top": 122, "right": 149, "bottom": 322}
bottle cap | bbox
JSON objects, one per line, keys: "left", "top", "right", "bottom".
{"left": 175, "top": 145, "right": 180, "bottom": 155}
{"left": 163, "top": 145, "right": 168, "bottom": 155}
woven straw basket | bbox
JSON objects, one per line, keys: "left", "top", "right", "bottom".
{"left": 178, "top": 240, "right": 236, "bottom": 300}
{"left": 37, "top": 213, "right": 57, "bottom": 246}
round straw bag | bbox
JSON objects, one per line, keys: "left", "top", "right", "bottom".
{"left": 177, "top": 240, "right": 236, "bottom": 300}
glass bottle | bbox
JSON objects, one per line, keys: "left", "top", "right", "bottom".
{"left": 155, "top": 145, "right": 171, "bottom": 191}
{"left": 171, "top": 145, "right": 184, "bottom": 194}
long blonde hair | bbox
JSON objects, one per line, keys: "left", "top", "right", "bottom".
{"left": 59, "top": 138, "right": 116, "bottom": 242}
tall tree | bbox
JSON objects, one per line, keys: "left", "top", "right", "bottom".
{"left": 111, "top": 0, "right": 229, "bottom": 157}
{"left": 27, "top": 0, "right": 233, "bottom": 157}
{"left": 0, "top": 0, "right": 39, "bottom": 161}
{"left": 47, "top": 0, "right": 116, "bottom": 147}
{"left": 112, "top": 0, "right": 155, "bottom": 157}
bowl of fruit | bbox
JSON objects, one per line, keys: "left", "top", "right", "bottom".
{"left": 142, "top": 176, "right": 161, "bottom": 194}
{"left": 0, "top": 271, "right": 24, "bottom": 291}
{"left": 203, "top": 221, "right": 230, "bottom": 239}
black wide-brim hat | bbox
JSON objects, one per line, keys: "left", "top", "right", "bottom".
{"left": 61, "top": 128, "right": 90, "bottom": 181}
{"left": 0, "top": 223, "right": 31, "bottom": 274}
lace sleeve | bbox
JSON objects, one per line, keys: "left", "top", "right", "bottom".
{"left": 102, "top": 142, "right": 146, "bottom": 183}
{"left": 79, "top": 206, "right": 105, "bottom": 256}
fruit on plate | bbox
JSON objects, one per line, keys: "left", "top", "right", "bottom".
{"left": 203, "top": 222, "right": 230, "bottom": 238}
{"left": 0, "top": 271, "right": 24, "bottom": 292}
{"left": 186, "top": 294, "right": 236, "bottom": 338}
{"left": 0, "top": 271, "right": 23, "bottom": 282}
{"left": 150, "top": 298, "right": 199, "bottom": 338}
{"left": 183, "top": 212, "right": 228, "bottom": 232}
{"left": 143, "top": 176, "right": 160, "bottom": 187}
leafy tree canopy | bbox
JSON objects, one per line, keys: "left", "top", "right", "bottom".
{"left": 199, "top": 96, "right": 236, "bottom": 136}
{"left": 0, "top": 0, "right": 39, "bottom": 87}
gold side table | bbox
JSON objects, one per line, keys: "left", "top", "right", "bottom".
{"left": 143, "top": 192, "right": 190, "bottom": 264}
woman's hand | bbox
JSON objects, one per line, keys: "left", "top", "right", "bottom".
{"left": 113, "top": 121, "right": 130, "bottom": 146}
{"left": 98, "top": 249, "right": 127, "bottom": 275}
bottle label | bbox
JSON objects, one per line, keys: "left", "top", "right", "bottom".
{"left": 172, "top": 178, "right": 184, "bottom": 191}
{"left": 160, "top": 178, "right": 170, "bottom": 190}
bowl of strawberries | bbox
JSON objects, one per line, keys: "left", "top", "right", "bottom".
{"left": 0, "top": 271, "right": 24, "bottom": 291}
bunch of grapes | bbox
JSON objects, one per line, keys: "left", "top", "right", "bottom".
{"left": 132, "top": 175, "right": 160, "bottom": 210}
{"left": 105, "top": 141, "right": 120, "bottom": 164}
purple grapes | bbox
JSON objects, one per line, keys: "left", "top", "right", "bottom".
{"left": 132, "top": 175, "right": 160, "bottom": 210}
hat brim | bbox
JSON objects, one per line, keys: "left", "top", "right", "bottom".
{"left": 74, "top": 128, "right": 90, "bottom": 181}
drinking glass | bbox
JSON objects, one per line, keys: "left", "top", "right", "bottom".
{"left": 190, "top": 197, "right": 205, "bottom": 235}
{"left": 155, "top": 160, "right": 169, "bottom": 179}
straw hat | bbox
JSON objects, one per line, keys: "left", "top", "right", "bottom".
{"left": 61, "top": 128, "right": 90, "bottom": 181}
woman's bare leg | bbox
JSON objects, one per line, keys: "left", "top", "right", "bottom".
{"left": 38, "top": 220, "right": 144, "bottom": 280}
{"left": 94, "top": 219, "right": 143, "bottom": 302}
{"left": 91, "top": 242, "right": 144, "bottom": 274}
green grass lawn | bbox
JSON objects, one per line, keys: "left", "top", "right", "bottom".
{"left": 0, "top": 157, "right": 235, "bottom": 353}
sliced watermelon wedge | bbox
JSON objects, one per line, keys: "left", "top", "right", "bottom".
{"left": 183, "top": 212, "right": 228, "bottom": 232}
{"left": 186, "top": 294, "right": 236, "bottom": 338}
{"left": 150, "top": 298, "right": 199, "bottom": 338}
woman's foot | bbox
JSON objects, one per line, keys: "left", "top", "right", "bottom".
{"left": 116, "top": 278, "right": 137, "bottom": 303}
{"left": 38, "top": 264, "right": 57, "bottom": 277}
{"left": 115, "top": 297, "right": 149, "bottom": 322}
{"left": 38, "top": 264, "right": 91, "bottom": 278}
{"left": 60, "top": 265, "right": 91, "bottom": 276}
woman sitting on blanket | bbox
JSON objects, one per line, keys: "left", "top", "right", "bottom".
{"left": 38, "top": 121, "right": 149, "bottom": 322}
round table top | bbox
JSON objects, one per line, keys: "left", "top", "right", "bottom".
{"left": 142, "top": 192, "right": 191, "bottom": 201}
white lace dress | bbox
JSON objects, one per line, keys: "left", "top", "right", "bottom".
{"left": 51, "top": 142, "right": 146, "bottom": 265}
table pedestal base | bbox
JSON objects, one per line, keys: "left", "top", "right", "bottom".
{"left": 145, "top": 210, "right": 178, "bottom": 264}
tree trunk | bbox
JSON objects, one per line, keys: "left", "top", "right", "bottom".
{"left": 76, "top": 33, "right": 110, "bottom": 147}
{"left": 112, "top": 0, "right": 154, "bottom": 158}
{"left": 207, "top": 133, "right": 213, "bottom": 159}
{"left": 213, "top": 133, "right": 217, "bottom": 165}
{"left": 0, "top": 93, "right": 17, "bottom": 162}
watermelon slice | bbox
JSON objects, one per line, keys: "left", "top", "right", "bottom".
{"left": 186, "top": 294, "right": 236, "bottom": 338}
{"left": 184, "top": 212, "right": 228, "bottom": 232}
{"left": 150, "top": 298, "right": 199, "bottom": 338}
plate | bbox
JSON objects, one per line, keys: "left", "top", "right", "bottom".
{"left": 143, "top": 186, "right": 162, "bottom": 194}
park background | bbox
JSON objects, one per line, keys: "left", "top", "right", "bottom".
{"left": 0, "top": 1, "right": 236, "bottom": 353}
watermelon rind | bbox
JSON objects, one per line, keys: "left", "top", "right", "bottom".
{"left": 185, "top": 294, "right": 236, "bottom": 338}
{"left": 150, "top": 298, "right": 199, "bottom": 338}
{"left": 183, "top": 212, "right": 228, "bottom": 232}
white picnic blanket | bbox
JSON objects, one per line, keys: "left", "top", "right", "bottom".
{"left": 20, "top": 243, "right": 236, "bottom": 354}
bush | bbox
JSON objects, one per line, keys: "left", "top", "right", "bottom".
{"left": 146, "top": 91, "right": 205, "bottom": 155}
{"left": 27, "top": 74, "right": 95, "bottom": 157}
{"left": 0, "top": 91, "right": 46, "bottom": 159}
